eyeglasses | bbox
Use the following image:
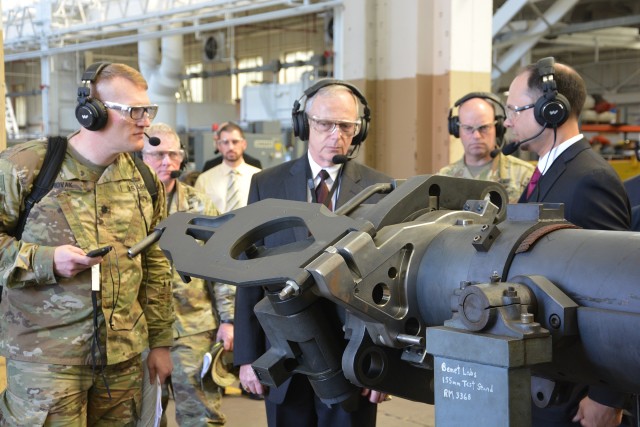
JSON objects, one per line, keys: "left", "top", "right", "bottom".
{"left": 103, "top": 101, "right": 159, "bottom": 121}
{"left": 459, "top": 121, "right": 496, "bottom": 135}
{"left": 505, "top": 103, "right": 535, "bottom": 121}
{"left": 308, "top": 115, "right": 361, "bottom": 137}
{"left": 142, "top": 149, "right": 185, "bottom": 161}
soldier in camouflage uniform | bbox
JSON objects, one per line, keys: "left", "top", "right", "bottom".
{"left": 0, "top": 63, "right": 174, "bottom": 426}
{"left": 138, "top": 123, "right": 235, "bottom": 426}
{"left": 439, "top": 94, "right": 535, "bottom": 203}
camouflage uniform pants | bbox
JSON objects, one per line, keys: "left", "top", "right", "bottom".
{"left": 138, "top": 330, "right": 225, "bottom": 427}
{"left": 0, "top": 355, "right": 142, "bottom": 427}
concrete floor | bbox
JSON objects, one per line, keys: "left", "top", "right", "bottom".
{"left": 2, "top": 358, "right": 433, "bottom": 426}
{"left": 166, "top": 384, "right": 435, "bottom": 427}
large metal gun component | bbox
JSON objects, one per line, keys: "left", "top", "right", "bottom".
{"left": 154, "top": 174, "right": 640, "bottom": 426}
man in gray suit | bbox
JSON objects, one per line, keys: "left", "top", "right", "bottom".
{"left": 234, "top": 79, "right": 390, "bottom": 427}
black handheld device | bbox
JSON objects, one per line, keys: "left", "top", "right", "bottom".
{"left": 86, "top": 245, "right": 112, "bottom": 258}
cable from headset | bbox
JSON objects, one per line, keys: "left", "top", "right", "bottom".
{"left": 533, "top": 127, "right": 559, "bottom": 202}
{"left": 107, "top": 246, "right": 146, "bottom": 332}
{"left": 539, "top": 127, "right": 558, "bottom": 175}
{"left": 110, "top": 184, "right": 149, "bottom": 332}
{"left": 91, "top": 248, "right": 114, "bottom": 399}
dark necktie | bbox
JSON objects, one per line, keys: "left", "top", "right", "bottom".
{"left": 315, "top": 170, "right": 332, "bottom": 211}
{"left": 526, "top": 168, "right": 542, "bottom": 199}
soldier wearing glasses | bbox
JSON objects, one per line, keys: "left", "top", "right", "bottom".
{"left": 139, "top": 123, "right": 234, "bottom": 426}
{"left": 0, "top": 63, "right": 174, "bottom": 425}
{"left": 235, "top": 80, "right": 390, "bottom": 427}
{"left": 439, "top": 92, "right": 535, "bottom": 203}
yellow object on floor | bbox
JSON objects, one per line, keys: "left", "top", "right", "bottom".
{"left": 0, "top": 356, "right": 6, "bottom": 393}
{"left": 224, "top": 385, "right": 242, "bottom": 396}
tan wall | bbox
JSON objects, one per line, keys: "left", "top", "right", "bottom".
{"left": 350, "top": 75, "right": 453, "bottom": 179}
{"left": 347, "top": 70, "right": 490, "bottom": 179}
{"left": 369, "top": 77, "right": 419, "bottom": 178}
{"left": 417, "top": 74, "right": 452, "bottom": 176}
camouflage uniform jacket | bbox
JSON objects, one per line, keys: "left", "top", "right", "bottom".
{"left": 0, "top": 138, "right": 174, "bottom": 366}
{"left": 169, "top": 181, "right": 235, "bottom": 338}
{"left": 438, "top": 153, "right": 535, "bottom": 203}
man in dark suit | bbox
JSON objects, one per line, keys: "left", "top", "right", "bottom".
{"left": 234, "top": 80, "right": 391, "bottom": 427}
{"left": 505, "top": 57, "right": 632, "bottom": 426}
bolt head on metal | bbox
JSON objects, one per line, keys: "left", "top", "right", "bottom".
{"left": 549, "top": 314, "right": 562, "bottom": 329}
{"left": 278, "top": 280, "right": 300, "bottom": 300}
{"left": 521, "top": 313, "right": 534, "bottom": 324}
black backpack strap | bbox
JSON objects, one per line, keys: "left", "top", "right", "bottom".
{"left": 133, "top": 155, "right": 158, "bottom": 207}
{"left": 14, "top": 136, "right": 68, "bottom": 240}
{"left": 13, "top": 143, "right": 158, "bottom": 239}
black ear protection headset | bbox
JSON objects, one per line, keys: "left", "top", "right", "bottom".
{"left": 76, "top": 62, "right": 112, "bottom": 131}
{"left": 178, "top": 143, "right": 189, "bottom": 172}
{"left": 448, "top": 92, "right": 506, "bottom": 141}
{"left": 533, "top": 57, "right": 571, "bottom": 128}
{"left": 291, "top": 79, "right": 370, "bottom": 145}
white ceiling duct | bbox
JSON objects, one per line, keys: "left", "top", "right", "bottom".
{"left": 138, "top": 24, "right": 184, "bottom": 127}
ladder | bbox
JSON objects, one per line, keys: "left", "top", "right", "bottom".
{"left": 5, "top": 97, "right": 19, "bottom": 138}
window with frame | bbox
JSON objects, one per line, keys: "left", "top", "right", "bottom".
{"left": 279, "top": 50, "right": 314, "bottom": 84}
{"left": 232, "top": 56, "right": 263, "bottom": 100}
{"left": 185, "top": 64, "right": 204, "bottom": 103}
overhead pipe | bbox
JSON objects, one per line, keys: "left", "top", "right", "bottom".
{"left": 182, "top": 54, "right": 329, "bottom": 80}
{"left": 138, "top": 24, "right": 183, "bottom": 128}
{"left": 5, "top": 1, "right": 342, "bottom": 62}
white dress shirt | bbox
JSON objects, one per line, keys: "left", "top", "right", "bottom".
{"left": 537, "top": 133, "right": 584, "bottom": 175}
{"left": 195, "top": 161, "right": 261, "bottom": 213}
{"left": 307, "top": 152, "right": 343, "bottom": 208}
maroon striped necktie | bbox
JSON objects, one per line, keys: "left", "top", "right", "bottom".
{"left": 315, "top": 170, "right": 332, "bottom": 210}
{"left": 526, "top": 168, "right": 542, "bottom": 199}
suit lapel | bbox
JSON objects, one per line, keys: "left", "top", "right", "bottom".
{"left": 286, "top": 157, "right": 313, "bottom": 241}
{"left": 285, "top": 156, "right": 309, "bottom": 202}
{"left": 336, "top": 162, "right": 363, "bottom": 208}
{"left": 535, "top": 138, "right": 589, "bottom": 201}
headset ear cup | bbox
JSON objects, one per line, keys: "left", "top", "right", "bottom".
{"left": 299, "top": 112, "right": 310, "bottom": 141}
{"left": 360, "top": 119, "right": 369, "bottom": 143}
{"left": 352, "top": 119, "right": 368, "bottom": 146}
{"left": 448, "top": 114, "right": 460, "bottom": 138}
{"left": 553, "top": 93, "right": 571, "bottom": 126}
{"left": 495, "top": 116, "right": 506, "bottom": 140}
{"left": 180, "top": 144, "right": 189, "bottom": 170}
{"left": 291, "top": 100, "right": 303, "bottom": 139}
{"left": 534, "top": 92, "right": 570, "bottom": 128}
{"left": 76, "top": 62, "right": 111, "bottom": 131}
{"left": 352, "top": 105, "right": 370, "bottom": 146}
{"left": 76, "top": 98, "right": 108, "bottom": 131}
{"left": 291, "top": 100, "right": 310, "bottom": 141}
{"left": 533, "top": 95, "right": 548, "bottom": 127}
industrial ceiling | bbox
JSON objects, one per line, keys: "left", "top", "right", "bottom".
{"left": 3, "top": 0, "right": 640, "bottom": 96}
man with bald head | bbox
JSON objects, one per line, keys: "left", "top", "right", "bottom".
{"left": 439, "top": 92, "right": 535, "bottom": 203}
